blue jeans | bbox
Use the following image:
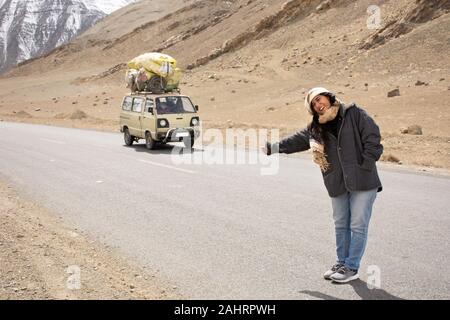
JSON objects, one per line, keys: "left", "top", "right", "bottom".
{"left": 331, "top": 188, "right": 378, "bottom": 271}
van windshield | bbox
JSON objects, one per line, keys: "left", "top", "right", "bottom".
{"left": 155, "top": 96, "right": 196, "bottom": 114}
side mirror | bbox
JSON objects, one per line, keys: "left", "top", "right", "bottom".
{"left": 195, "top": 105, "right": 199, "bottom": 111}
{"left": 147, "top": 107, "right": 153, "bottom": 114}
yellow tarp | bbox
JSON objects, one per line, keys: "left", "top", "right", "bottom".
{"left": 127, "top": 53, "right": 174, "bottom": 77}
{"left": 127, "top": 52, "right": 182, "bottom": 91}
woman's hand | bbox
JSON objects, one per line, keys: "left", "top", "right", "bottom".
{"left": 261, "top": 145, "right": 268, "bottom": 155}
{"left": 261, "top": 142, "right": 271, "bottom": 156}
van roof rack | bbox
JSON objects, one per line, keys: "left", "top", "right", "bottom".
{"left": 130, "top": 88, "right": 181, "bottom": 95}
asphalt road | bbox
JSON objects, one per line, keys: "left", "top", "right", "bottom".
{"left": 1, "top": 121, "right": 449, "bottom": 300}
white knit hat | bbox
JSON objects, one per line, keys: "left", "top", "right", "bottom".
{"left": 304, "top": 87, "right": 332, "bottom": 115}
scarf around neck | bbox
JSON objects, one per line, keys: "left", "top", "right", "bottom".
{"left": 310, "top": 99, "right": 342, "bottom": 172}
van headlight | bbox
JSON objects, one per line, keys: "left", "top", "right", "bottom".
{"left": 190, "top": 117, "right": 199, "bottom": 126}
{"left": 158, "top": 119, "right": 169, "bottom": 128}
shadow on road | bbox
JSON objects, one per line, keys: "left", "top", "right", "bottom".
{"left": 300, "top": 279, "right": 405, "bottom": 300}
{"left": 126, "top": 143, "right": 204, "bottom": 155}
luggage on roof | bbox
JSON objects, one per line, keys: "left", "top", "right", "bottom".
{"left": 125, "top": 52, "right": 182, "bottom": 93}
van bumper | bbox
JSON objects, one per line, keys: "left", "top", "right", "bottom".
{"left": 161, "top": 128, "right": 200, "bottom": 142}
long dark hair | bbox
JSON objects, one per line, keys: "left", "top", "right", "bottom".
{"left": 308, "top": 115, "right": 328, "bottom": 144}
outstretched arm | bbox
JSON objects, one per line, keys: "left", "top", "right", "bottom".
{"left": 264, "top": 127, "right": 311, "bottom": 155}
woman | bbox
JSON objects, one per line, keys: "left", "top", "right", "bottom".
{"left": 263, "top": 87, "right": 383, "bottom": 283}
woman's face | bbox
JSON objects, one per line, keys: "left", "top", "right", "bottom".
{"left": 312, "top": 95, "right": 331, "bottom": 115}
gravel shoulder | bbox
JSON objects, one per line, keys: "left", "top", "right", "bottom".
{"left": 0, "top": 180, "right": 182, "bottom": 300}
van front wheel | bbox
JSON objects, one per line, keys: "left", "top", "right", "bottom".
{"left": 124, "top": 128, "right": 133, "bottom": 146}
{"left": 183, "top": 137, "right": 194, "bottom": 149}
{"left": 145, "top": 132, "right": 156, "bottom": 150}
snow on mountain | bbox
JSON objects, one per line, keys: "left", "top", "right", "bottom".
{"left": 0, "top": 0, "right": 135, "bottom": 73}
{"left": 82, "top": 0, "right": 136, "bottom": 15}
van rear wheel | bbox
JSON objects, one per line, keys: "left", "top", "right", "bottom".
{"left": 145, "top": 132, "right": 156, "bottom": 150}
{"left": 124, "top": 128, "right": 133, "bottom": 146}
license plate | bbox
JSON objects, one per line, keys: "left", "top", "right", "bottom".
{"left": 176, "top": 132, "right": 189, "bottom": 137}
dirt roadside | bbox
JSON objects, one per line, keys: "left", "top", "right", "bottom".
{"left": 0, "top": 180, "right": 182, "bottom": 300}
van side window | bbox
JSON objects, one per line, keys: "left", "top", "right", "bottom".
{"left": 146, "top": 99, "right": 154, "bottom": 113}
{"left": 132, "top": 98, "right": 144, "bottom": 113}
{"left": 122, "top": 96, "right": 132, "bottom": 111}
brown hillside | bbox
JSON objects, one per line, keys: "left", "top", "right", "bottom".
{"left": 0, "top": 0, "right": 449, "bottom": 170}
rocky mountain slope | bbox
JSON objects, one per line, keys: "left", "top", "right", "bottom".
{"left": 0, "top": 0, "right": 134, "bottom": 73}
{"left": 0, "top": 0, "right": 449, "bottom": 169}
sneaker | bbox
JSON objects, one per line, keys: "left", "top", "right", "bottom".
{"left": 323, "top": 263, "right": 344, "bottom": 280}
{"left": 330, "top": 266, "right": 359, "bottom": 283}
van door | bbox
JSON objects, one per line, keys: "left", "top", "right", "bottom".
{"left": 130, "top": 97, "right": 145, "bottom": 137}
{"left": 120, "top": 96, "right": 133, "bottom": 130}
{"left": 141, "top": 98, "right": 156, "bottom": 138}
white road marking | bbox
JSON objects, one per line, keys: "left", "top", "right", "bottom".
{"left": 137, "top": 159, "right": 196, "bottom": 174}
{"left": 96, "top": 180, "right": 103, "bottom": 184}
{"left": 40, "top": 138, "right": 66, "bottom": 145}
